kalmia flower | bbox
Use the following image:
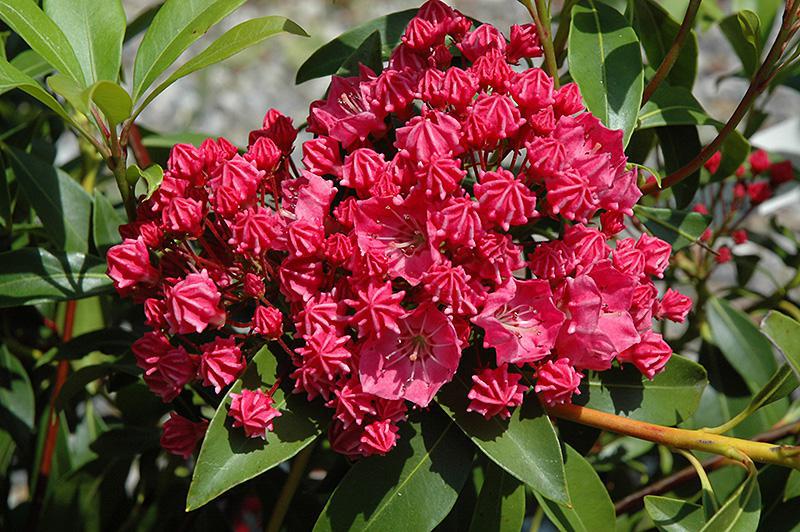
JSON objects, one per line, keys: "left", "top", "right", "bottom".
{"left": 199, "top": 337, "right": 244, "bottom": 393}
{"left": 467, "top": 365, "right": 526, "bottom": 419}
{"left": 160, "top": 413, "right": 208, "bottom": 459}
{"left": 229, "top": 389, "right": 282, "bottom": 439}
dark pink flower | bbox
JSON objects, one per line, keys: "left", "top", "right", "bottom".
{"left": 655, "top": 288, "right": 692, "bottom": 323}
{"left": 473, "top": 278, "right": 564, "bottom": 365}
{"left": 165, "top": 270, "right": 226, "bottom": 334}
{"left": 459, "top": 24, "right": 506, "bottom": 61}
{"left": 507, "top": 24, "right": 542, "bottom": 63}
{"left": 107, "top": 238, "right": 158, "bottom": 296}
{"left": 747, "top": 181, "right": 772, "bottom": 204}
{"left": 359, "top": 304, "right": 460, "bottom": 406}
{"left": 732, "top": 229, "right": 748, "bottom": 245}
{"left": 749, "top": 149, "right": 770, "bottom": 175}
{"left": 635, "top": 234, "right": 672, "bottom": 279}
{"left": 329, "top": 377, "right": 376, "bottom": 428}
{"left": 229, "top": 389, "right": 282, "bottom": 439}
{"left": 160, "top": 412, "right": 208, "bottom": 458}
{"left": 162, "top": 197, "right": 203, "bottom": 236}
{"left": 360, "top": 419, "right": 400, "bottom": 455}
{"left": 473, "top": 168, "right": 537, "bottom": 230}
{"left": 704, "top": 151, "right": 722, "bottom": 174}
{"left": 245, "top": 137, "right": 282, "bottom": 173}
{"left": 618, "top": 330, "right": 671, "bottom": 379}
{"left": 716, "top": 246, "right": 733, "bottom": 264}
{"left": 769, "top": 160, "right": 794, "bottom": 185}
{"left": 200, "top": 337, "right": 244, "bottom": 393}
{"left": 168, "top": 143, "right": 204, "bottom": 184}
{"left": 395, "top": 111, "right": 462, "bottom": 161}
{"left": 243, "top": 273, "right": 265, "bottom": 298}
{"left": 345, "top": 281, "right": 406, "bottom": 338}
{"left": 467, "top": 365, "right": 526, "bottom": 419}
{"left": 534, "top": 359, "right": 582, "bottom": 405}
{"left": 302, "top": 136, "right": 342, "bottom": 176}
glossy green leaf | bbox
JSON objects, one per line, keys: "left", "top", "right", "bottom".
{"left": 132, "top": 0, "right": 245, "bottom": 101}
{"left": 785, "top": 470, "right": 800, "bottom": 501}
{"left": 534, "top": 445, "right": 615, "bottom": 532}
{"left": 6, "top": 147, "right": 92, "bottom": 252}
{"left": 10, "top": 50, "right": 52, "bottom": 79}
{"left": 638, "top": 86, "right": 718, "bottom": 130}
{"left": 437, "top": 375, "right": 569, "bottom": 505}
{"left": 0, "top": 0, "right": 85, "bottom": 84}
{"left": 83, "top": 81, "right": 132, "bottom": 125}
{"left": 707, "top": 297, "right": 777, "bottom": 393}
{"left": 0, "top": 249, "right": 112, "bottom": 308}
{"left": 0, "top": 344, "right": 35, "bottom": 446}
{"left": 136, "top": 16, "right": 306, "bottom": 114}
{"left": 469, "top": 463, "right": 525, "bottom": 532}
{"left": 296, "top": 8, "right": 417, "bottom": 84}
{"left": 719, "top": 10, "right": 761, "bottom": 79}
{"left": 700, "top": 472, "right": 760, "bottom": 531}
{"left": 55, "top": 362, "right": 138, "bottom": 410}
{"left": 761, "top": 311, "right": 800, "bottom": 379}
{"left": 633, "top": 0, "right": 698, "bottom": 89}
{"left": 645, "top": 496, "right": 705, "bottom": 532}
{"left": 313, "top": 408, "right": 473, "bottom": 532}
{"left": 92, "top": 191, "right": 124, "bottom": 255}
{"left": 43, "top": 0, "right": 126, "bottom": 83}
{"left": 335, "top": 30, "right": 382, "bottom": 78}
{"left": 187, "top": 346, "right": 326, "bottom": 510}
{"left": 634, "top": 205, "right": 711, "bottom": 251}
{"left": 574, "top": 354, "right": 707, "bottom": 426}
{"left": 57, "top": 329, "right": 136, "bottom": 361}
{"left": 732, "top": 0, "right": 781, "bottom": 42}
{"left": 568, "top": 0, "right": 644, "bottom": 146}
{"left": 0, "top": 59, "right": 70, "bottom": 121}
{"left": 127, "top": 164, "right": 164, "bottom": 198}
{"left": 743, "top": 364, "right": 799, "bottom": 415}
{"left": 46, "top": 72, "right": 91, "bottom": 115}
{"left": 657, "top": 125, "right": 701, "bottom": 208}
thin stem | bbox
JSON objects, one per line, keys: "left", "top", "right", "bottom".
{"left": 521, "top": 0, "right": 560, "bottom": 86}
{"left": 642, "top": 6, "right": 800, "bottom": 195}
{"left": 614, "top": 420, "right": 800, "bottom": 514}
{"left": 677, "top": 449, "right": 719, "bottom": 514}
{"left": 26, "top": 300, "right": 77, "bottom": 532}
{"left": 552, "top": 0, "right": 578, "bottom": 66}
{"left": 265, "top": 443, "right": 315, "bottom": 532}
{"left": 128, "top": 123, "right": 153, "bottom": 168}
{"left": 641, "top": 0, "right": 702, "bottom": 104}
{"left": 547, "top": 403, "right": 800, "bottom": 469}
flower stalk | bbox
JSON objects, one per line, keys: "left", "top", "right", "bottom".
{"left": 547, "top": 403, "right": 800, "bottom": 470}
{"left": 520, "top": 0, "right": 560, "bottom": 86}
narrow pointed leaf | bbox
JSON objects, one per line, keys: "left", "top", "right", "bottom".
{"left": 644, "top": 496, "right": 706, "bottom": 532}
{"left": 43, "top": 0, "right": 126, "bottom": 83}
{"left": 0, "top": 249, "right": 112, "bottom": 307}
{"left": 313, "top": 408, "right": 473, "bottom": 532}
{"left": 719, "top": 10, "right": 761, "bottom": 79}
{"left": 0, "top": 59, "right": 70, "bottom": 121}
{"left": 707, "top": 297, "right": 777, "bottom": 393}
{"left": 335, "top": 30, "right": 382, "bottom": 78}
{"left": 740, "top": 364, "right": 798, "bottom": 417}
{"left": 700, "top": 472, "right": 760, "bottom": 531}
{"left": 6, "top": 147, "right": 92, "bottom": 253}
{"left": 785, "top": 470, "right": 800, "bottom": 502}
{"left": 9, "top": 50, "right": 51, "bottom": 79}
{"left": 0, "top": 0, "right": 85, "bottom": 84}
{"left": 574, "top": 354, "right": 708, "bottom": 426}
{"left": 187, "top": 346, "right": 326, "bottom": 510}
{"left": 437, "top": 375, "right": 569, "bottom": 505}
{"left": 568, "top": 0, "right": 644, "bottom": 146}
{"left": 296, "top": 9, "right": 417, "bottom": 84}
{"left": 761, "top": 311, "right": 800, "bottom": 378}
{"left": 469, "top": 463, "right": 525, "bottom": 532}
{"left": 633, "top": 0, "right": 698, "bottom": 89}
{"left": 137, "top": 16, "right": 306, "bottom": 113}
{"left": 534, "top": 445, "right": 615, "bottom": 532}
{"left": 0, "top": 345, "right": 35, "bottom": 446}
{"left": 92, "top": 191, "right": 124, "bottom": 255}
{"left": 132, "top": 0, "right": 245, "bottom": 101}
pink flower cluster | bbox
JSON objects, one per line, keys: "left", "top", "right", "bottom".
{"left": 109, "top": 0, "right": 693, "bottom": 460}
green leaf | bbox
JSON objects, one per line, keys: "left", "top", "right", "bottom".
{"left": 534, "top": 445, "right": 615, "bottom": 532}
{"left": 761, "top": 311, "right": 800, "bottom": 379}
{"left": 0, "top": 58, "right": 70, "bottom": 121}
{"left": 126, "top": 164, "right": 164, "bottom": 198}
{"left": 55, "top": 362, "right": 138, "bottom": 410}
{"left": 657, "top": 125, "right": 701, "bottom": 208}
{"left": 633, "top": 0, "right": 698, "bottom": 89}
{"left": 719, "top": 10, "right": 761, "bottom": 79}
{"left": 313, "top": 408, "right": 473, "bottom": 532}
{"left": 735, "top": 254, "right": 760, "bottom": 287}
{"left": 0, "top": 0, "right": 85, "bottom": 84}
{"left": 10, "top": 50, "right": 52, "bottom": 78}
{"left": 83, "top": 81, "right": 132, "bottom": 125}
{"left": 707, "top": 297, "right": 778, "bottom": 393}
{"left": 136, "top": 16, "right": 306, "bottom": 114}
{"left": 469, "top": 463, "right": 525, "bottom": 532}
{"left": 742, "top": 364, "right": 799, "bottom": 415}
{"left": 0, "top": 248, "right": 112, "bottom": 308}
{"left": 710, "top": 129, "right": 750, "bottom": 182}
{"left": 6, "top": 147, "right": 92, "bottom": 253}
{"left": 700, "top": 472, "right": 760, "bottom": 531}
{"left": 187, "top": 346, "right": 326, "bottom": 510}
{"left": 92, "top": 191, "right": 124, "bottom": 255}
{"left": 574, "top": 354, "right": 707, "bottom": 426}
{"left": 638, "top": 86, "right": 718, "bottom": 130}
{"left": 644, "top": 496, "right": 706, "bottom": 532}
{"left": 568, "top": 0, "right": 644, "bottom": 147}
{"left": 785, "top": 470, "right": 800, "bottom": 501}
{"left": 732, "top": 0, "right": 781, "bottom": 42}
{"left": 437, "top": 375, "right": 569, "bottom": 505}
{"left": 634, "top": 205, "right": 711, "bottom": 251}
{"left": 296, "top": 8, "right": 417, "bottom": 84}
{"left": 0, "top": 344, "right": 35, "bottom": 446}
{"left": 57, "top": 329, "right": 136, "bottom": 361}
{"left": 43, "top": 0, "right": 126, "bottom": 83}
{"left": 46, "top": 73, "right": 90, "bottom": 115}
{"left": 336, "top": 30, "right": 383, "bottom": 79}
{"left": 132, "top": 0, "right": 245, "bottom": 101}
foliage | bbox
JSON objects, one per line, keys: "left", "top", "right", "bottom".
{"left": 1, "top": 1, "right": 800, "bottom": 531}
